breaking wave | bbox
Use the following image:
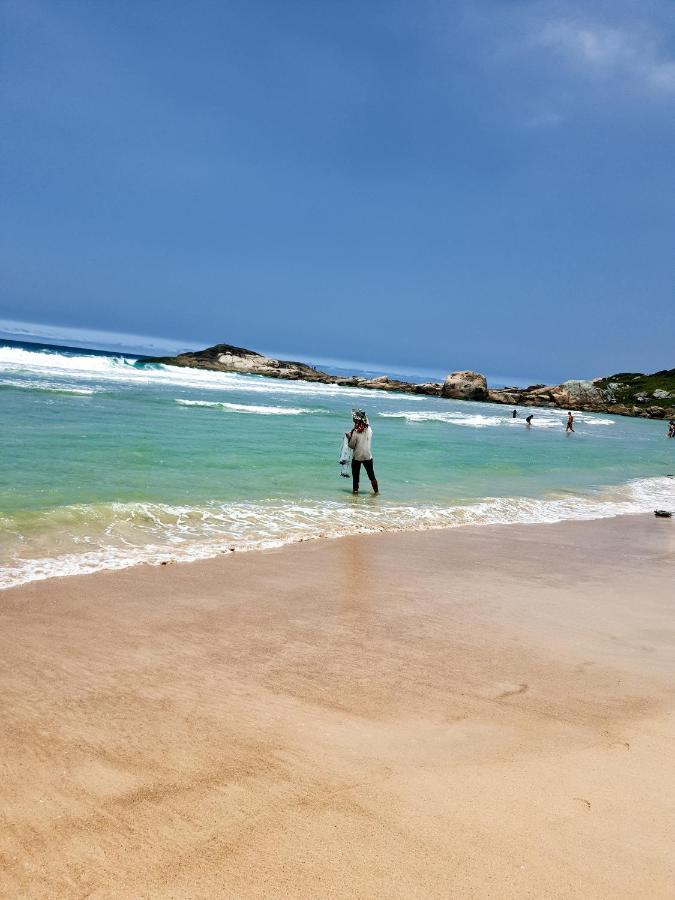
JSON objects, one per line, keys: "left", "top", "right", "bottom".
{"left": 0, "top": 344, "right": 399, "bottom": 400}
{"left": 1, "top": 476, "right": 671, "bottom": 591}
{"left": 380, "top": 410, "right": 615, "bottom": 429}
{"left": 175, "top": 399, "right": 322, "bottom": 415}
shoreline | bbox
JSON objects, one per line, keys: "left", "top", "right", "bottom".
{"left": 2, "top": 474, "right": 673, "bottom": 593}
{"left": 2, "top": 514, "right": 674, "bottom": 897}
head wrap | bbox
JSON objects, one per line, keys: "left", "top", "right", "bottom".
{"left": 352, "top": 408, "right": 369, "bottom": 433}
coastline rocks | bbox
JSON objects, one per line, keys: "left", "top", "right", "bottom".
{"left": 146, "top": 343, "right": 330, "bottom": 382}
{"left": 488, "top": 390, "right": 520, "bottom": 405}
{"left": 144, "top": 342, "right": 673, "bottom": 420}
{"left": 145, "top": 344, "right": 442, "bottom": 396}
{"left": 414, "top": 382, "right": 443, "bottom": 396}
{"left": 558, "top": 380, "right": 606, "bottom": 408}
{"left": 332, "top": 375, "right": 441, "bottom": 395}
{"left": 441, "top": 371, "right": 488, "bottom": 400}
{"left": 631, "top": 406, "right": 667, "bottom": 418}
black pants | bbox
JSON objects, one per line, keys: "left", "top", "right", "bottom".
{"left": 351, "top": 457, "right": 376, "bottom": 491}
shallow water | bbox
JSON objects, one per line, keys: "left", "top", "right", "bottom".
{"left": 1, "top": 340, "right": 673, "bottom": 589}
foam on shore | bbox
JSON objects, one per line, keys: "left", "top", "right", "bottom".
{"left": 2, "top": 476, "right": 672, "bottom": 591}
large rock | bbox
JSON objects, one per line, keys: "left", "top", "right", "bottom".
{"left": 441, "top": 371, "right": 488, "bottom": 400}
{"left": 559, "top": 380, "right": 606, "bottom": 406}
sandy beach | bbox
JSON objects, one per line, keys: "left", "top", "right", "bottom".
{"left": 1, "top": 514, "right": 674, "bottom": 898}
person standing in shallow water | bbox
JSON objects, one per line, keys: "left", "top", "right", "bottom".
{"left": 347, "top": 409, "right": 378, "bottom": 495}
{"left": 565, "top": 411, "right": 575, "bottom": 433}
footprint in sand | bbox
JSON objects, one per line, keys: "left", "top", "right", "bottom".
{"left": 495, "top": 683, "right": 528, "bottom": 700}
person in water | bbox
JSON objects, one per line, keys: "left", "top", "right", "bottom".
{"left": 512, "top": 409, "right": 518, "bottom": 418}
{"left": 668, "top": 420, "right": 675, "bottom": 438}
{"left": 347, "top": 409, "right": 378, "bottom": 495}
{"left": 526, "top": 414, "right": 534, "bottom": 426}
{"left": 565, "top": 411, "right": 575, "bottom": 433}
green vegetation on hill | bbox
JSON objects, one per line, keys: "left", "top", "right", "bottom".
{"left": 594, "top": 369, "right": 675, "bottom": 411}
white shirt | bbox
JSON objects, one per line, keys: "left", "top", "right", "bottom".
{"left": 348, "top": 426, "right": 373, "bottom": 461}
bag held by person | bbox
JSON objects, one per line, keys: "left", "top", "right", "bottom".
{"left": 338, "top": 435, "right": 351, "bottom": 478}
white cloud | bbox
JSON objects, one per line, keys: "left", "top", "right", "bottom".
{"left": 532, "top": 19, "right": 675, "bottom": 93}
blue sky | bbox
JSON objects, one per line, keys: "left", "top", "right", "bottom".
{"left": 1, "top": 0, "right": 674, "bottom": 383}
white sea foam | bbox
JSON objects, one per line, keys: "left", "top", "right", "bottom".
{"left": 575, "top": 415, "right": 615, "bottom": 425}
{"left": 175, "top": 399, "right": 320, "bottom": 415}
{"left": 2, "top": 477, "right": 672, "bottom": 591}
{"left": 381, "top": 410, "right": 504, "bottom": 427}
{"left": 0, "top": 345, "right": 138, "bottom": 376}
{"left": 380, "top": 410, "right": 559, "bottom": 428}
{"left": 0, "top": 377, "right": 97, "bottom": 395}
{"left": 380, "top": 409, "right": 616, "bottom": 429}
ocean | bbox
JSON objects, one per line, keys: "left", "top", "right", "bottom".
{"left": 1, "top": 339, "right": 673, "bottom": 591}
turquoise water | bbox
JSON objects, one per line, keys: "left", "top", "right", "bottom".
{"left": 1, "top": 341, "right": 673, "bottom": 589}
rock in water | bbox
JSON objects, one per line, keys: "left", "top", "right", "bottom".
{"left": 441, "top": 371, "right": 488, "bottom": 400}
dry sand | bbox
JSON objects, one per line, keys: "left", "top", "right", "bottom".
{"left": 1, "top": 514, "right": 674, "bottom": 898}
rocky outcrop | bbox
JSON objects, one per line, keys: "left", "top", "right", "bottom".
{"left": 487, "top": 378, "right": 674, "bottom": 420}
{"left": 486, "top": 380, "right": 606, "bottom": 411}
{"left": 143, "top": 343, "right": 674, "bottom": 419}
{"left": 145, "top": 343, "right": 444, "bottom": 395}
{"left": 441, "top": 371, "right": 488, "bottom": 400}
{"left": 145, "top": 343, "right": 328, "bottom": 382}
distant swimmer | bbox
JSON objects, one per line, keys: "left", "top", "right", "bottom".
{"left": 512, "top": 409, "right": 518, "bottom": 418}
{"left": 565, "top": 411, "right": 575, "bottom": 433}
{"left": 526, "top": 414, "right": 534, "bottom": 427}
{"left": 347, "top": 409, "right": 378, "bottom": 495}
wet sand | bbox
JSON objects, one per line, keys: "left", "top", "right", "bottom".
{"left": 1, "top": 515, "right": 674, "bottom": 898}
